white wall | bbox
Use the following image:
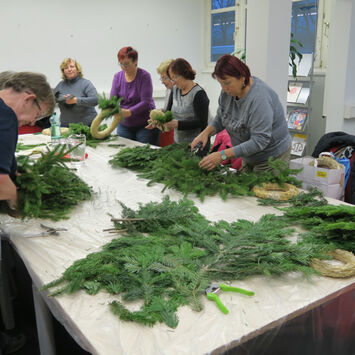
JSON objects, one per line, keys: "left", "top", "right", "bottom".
{"left": 323, "top": 0, "right": 355, "bottom": 134}
{"left": 245, "top": 0, "right": 292, "bottom": 113}
{"left": 0, "top": 0, "right": 205, "bottom": 96}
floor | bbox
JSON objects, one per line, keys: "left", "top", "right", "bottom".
{"left": 1, "top": 241, "right": 354, "bottom": 355}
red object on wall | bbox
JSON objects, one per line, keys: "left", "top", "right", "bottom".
{"left": 18, "top": 125, "right": 42, "bottom": 135}
{"left": 159, "top": 130, "right": 174, "bottom": 147}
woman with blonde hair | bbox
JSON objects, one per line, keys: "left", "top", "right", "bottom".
{"left": 54, "top": 58, "right": 98, "bottom": 127}
{"left": 148, "top": 58, "right": 210, "bottom": 154}
{"left": 156, "top": 59, "right": 174, "bottom": 112}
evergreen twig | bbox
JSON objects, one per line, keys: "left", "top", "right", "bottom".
{"left": 41, "top": 196, "right": 355, "bottom": 328}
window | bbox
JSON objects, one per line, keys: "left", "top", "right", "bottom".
{"left": 206, "top": 1, "right": 246, "bottom": 66}
{"left": 291, "top": 0, "right": 318, "bottom": 54}
{"left": 291, "top": 0, "right": 329, "bottom": 69}
{"left": 206, "top": 0, "right": 327, "bottom": 69}
{"left": 210, "top": 1, "right": 236, "bottom": 62}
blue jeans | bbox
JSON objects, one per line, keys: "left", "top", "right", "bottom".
{"left": 117, "top": 124, "right": 161, "bottom": 146}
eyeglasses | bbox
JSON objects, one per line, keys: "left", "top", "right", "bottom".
{"left": 170, "top": 74, "right": 180, "bottom": 82}
{"left": 25, "top": 91, "right": 47, "bottom": 121}
{"left": 32, "top": 97, "right": 47, "bottom": 121}
{"left": 119, "top": 61, "right": 132, "bottom": 68}
{"left": 160, "top": 75, "right": 173, "bottom": 83}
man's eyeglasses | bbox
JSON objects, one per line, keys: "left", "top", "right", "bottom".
{"left": 33, "top": 97, "right": 47, "bottom": 121}
{"left": 25, "top": 91, "right": 47, "bottom": 121}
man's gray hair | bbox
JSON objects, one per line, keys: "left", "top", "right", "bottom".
{"left": 0, "top": 71, "right": 15, "bottom": 89}
{"left": 3, "top": 72, "right": 56, "bottom": 115}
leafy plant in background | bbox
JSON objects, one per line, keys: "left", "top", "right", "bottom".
{"left": 232, "top": 33, "right": 303, "bottom": 78}
{"left": 231, "top": 48, "right": 246, "bottom": 62}
{"left": 289, "top": 33, "right": 303, "bottom": 78}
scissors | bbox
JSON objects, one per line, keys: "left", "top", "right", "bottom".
{"left": 191, "top": 142, "right": 205, "bottom": 157}
{"left": 205, "top": 283, "right": 254, "bottom": 314}
{"left": 28, "top": 224, "right": 68, "bottom": 238}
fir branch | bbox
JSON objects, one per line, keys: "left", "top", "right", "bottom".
{"left": 62, "top": 122, "right": 117, "bottom": 148}
{"left": 16, "top": 146, "right": 92, "bottom": 220}
{"left": 16, "top": 142, "right": 46, "bottom": 152}
{"left": 97, "top": 93, "right": 123, "bottom": 120}
{"left": 41, "top": 196, "right": 353, "bottom": 329}
{"left": 109, "top": 144, "right": 300, "bottom": 201}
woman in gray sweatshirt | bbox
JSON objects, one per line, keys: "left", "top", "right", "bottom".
{"left": 191, "top": 54, "right": 292, "bottom": 173}
{"left": 54, "top": 58, "right": 98, "bottom": 127}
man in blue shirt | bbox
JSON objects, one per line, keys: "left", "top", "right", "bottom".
{"left": 0, "top": 72, "right": 55, "bottom": 209}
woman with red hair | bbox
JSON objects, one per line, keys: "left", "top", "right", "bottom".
{"left": 191, "top": 54, "right": 292, "bottom": 173}
{"left": 110, "top": 46, "right": 160, "bottom": 145}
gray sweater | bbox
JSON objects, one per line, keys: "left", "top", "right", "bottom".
{"left": 54, "top": 76, "right": 98, "bottom": 126}
{"left": 170, "top": 84, "right": 209, "bottom": 144}
{"left": 211, "top": 76, "right": 291, "bottom": 164}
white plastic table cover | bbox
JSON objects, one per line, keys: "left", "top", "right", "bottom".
{"left": 1, "top": 133, "right": 354, "bottom": 355}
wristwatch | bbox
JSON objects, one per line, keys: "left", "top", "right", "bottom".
{"left": 220, "top": 150, "right": 227, "bottom": 161}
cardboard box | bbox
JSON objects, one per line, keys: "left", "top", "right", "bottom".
{"left": 301, "top": 182, "right": 344, "bottom": 201}
{"left": 289, "top": 157, "right": 345, "bottom": 200}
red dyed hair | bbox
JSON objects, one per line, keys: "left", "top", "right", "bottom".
{"left": 212, "top": 55, "right": 251, "bottom": 86}
{"left": 117, "top": 46, "right": 138, "bottom": 62}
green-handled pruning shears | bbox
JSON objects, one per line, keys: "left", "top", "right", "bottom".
{"left": 205, "top": 283, "right": 254, "bottom": 315}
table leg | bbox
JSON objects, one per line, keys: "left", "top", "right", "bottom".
{"left": 32, "top": 284, "right": 56, "bottom": 355}
{"left": 0, "top": 235, "right": 15, "bottom": 330}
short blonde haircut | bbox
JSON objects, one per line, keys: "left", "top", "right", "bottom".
{"left": 60, "top": 58, "right": 83, "bottom": 80}
{"left": 156, "top": 59, "right": 174, "bottom": 75}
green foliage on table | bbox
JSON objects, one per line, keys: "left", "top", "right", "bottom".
{"left": 65, "top": 122, "right": 116, "bottom": 148}
{"left": 42, "top": 196, "right": 344, "bottom": 328}
{"left": 16, "top": 142, "right": 46, "bottom": 152}
{"left": 16, "top": 145, "right": 92, "bottom": 220}
{"left": 257, "top": 187, "right": 328, "bottom": 207}
{"left": 109, "top": 143, "right": 302, "bottom": 201}
{"left": 258, "top": 188, "right": 355, "bottom": 251}
{"left": 281, "top": 204, "right": 355, "bottom": 252}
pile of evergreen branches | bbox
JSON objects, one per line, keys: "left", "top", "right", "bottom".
{"left": 65, "top": 122, "right": 116, "bottom": 148}
{"left": 109, "top": 143, "right": 302, "bottom": 201}
{"left": 42, "top": 196, "right": 347, "bottom": 328}
{"left": 257, "top": 188, "right": 355, "bottom": 252}
{"left": 16, "top": 145, "right": 92, "bottom": 220}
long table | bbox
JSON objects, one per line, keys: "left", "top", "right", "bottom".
{"left": 1, "top": 133, "right": 354, "bottom": 355}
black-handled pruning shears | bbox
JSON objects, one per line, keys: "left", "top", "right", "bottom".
{"left": 192, "top": 142, "right": 204, "bottom": 157}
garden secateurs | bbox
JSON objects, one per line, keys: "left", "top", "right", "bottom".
{"left": 28, "top": 224, "right": 68, "bottom": 238}
{"left": 205, "top": 283, "right": 255, "bottom": 314}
